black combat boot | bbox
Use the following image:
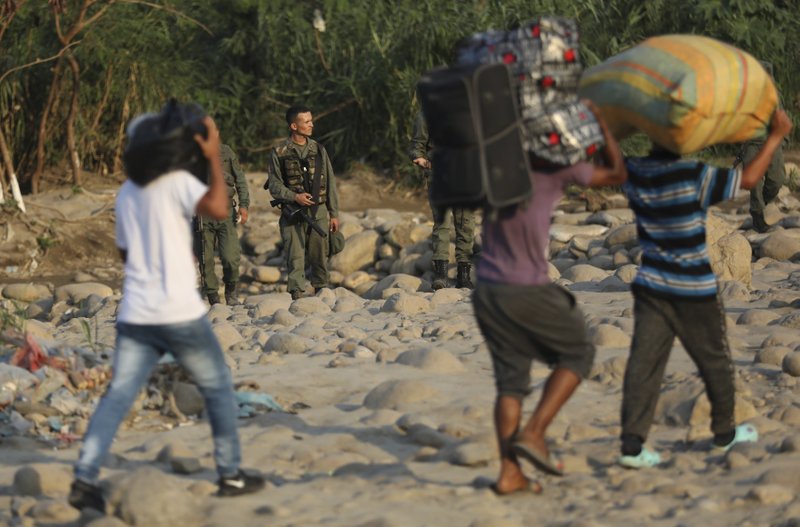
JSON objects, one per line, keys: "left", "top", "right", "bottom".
{"left": 432, "top": 259, "right": 449, "bottom": 290}
{"left": 456, "top": 262, "right": 474, "bottom": 289}
{"left": 207, "top": 292, "right": 221, "bottom": 305}
{"left": 225, "top": 283, "right": 239, "bottom": 306}
{"left": 751, "top": 210, "right": 770, "bottom": 233}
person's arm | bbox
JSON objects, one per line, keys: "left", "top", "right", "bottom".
{"left": 230, "top": 147, "right": 250, "bottom": 224}
{"left": 325, "top": 149, "right": 340, "bottom": 233}
{"left": 194, "top": 117, "right": 229, "bottom": 220}
{"left": 583, "top": 101, "right": 627, "bottom": 188}
{"left": 409, "top": 112, "right": 431, "bottom": 168}
{"left": 740, "top": 109, "right": 793, "bottom": 189}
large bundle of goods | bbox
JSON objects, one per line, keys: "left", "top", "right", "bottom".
{"left": 123, "top": 99, "right": 209, "bottom": 187}
{"left": 417, "top": 62, "right": 532, "bottom": 211}
{"left": 578, "top": 34, "right": 778, "bottom": 154}
{"left": 456, "top": 17, "right": 605, "bottom": 166}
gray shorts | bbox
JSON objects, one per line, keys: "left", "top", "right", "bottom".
{"left": 472, "top": 281, "right": 596, "bottom": 398}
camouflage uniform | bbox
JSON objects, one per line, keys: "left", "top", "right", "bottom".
{"left": 409, "top": 111, "right": 476, "bottom": 288}
{"left": 741, "top": 141, "right": 785, "bottom": 232}
{"left": 268, "top": 138, "right": 339, "bottom": 297}
{"left": 194, "top": 144, "right": 249, "bottom": 304}
{"left": 741, "top": 61, "right": 786, "bottom": 233}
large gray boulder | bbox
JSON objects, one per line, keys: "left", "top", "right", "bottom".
{"left": 550, "top": 224, "right": 608, "bottom": 243}
{"left": 364, "top": 274, "right": 428, "bottom": 300}
{"left": 395, "top": 348, "right": 465, "bottom": 373}
{"left": 381, "top": 292, "right": 431, "bottom": 314}
{"left": 330, "top": 229, "right": 381, "bottom": 275}
{"left": 760, "top": 230, "right": 800, "bottom": 261}
{"left": 385, "top": 220, "right": 432, "bottom": 248}
{"left": 707, "top": 214, "right": 751, "bottom": 287}
{"left": 54, "top": 282, "right": 113, "bottom": 304}
{"left": 363, "top": 380, "right": 441, "bottom": 410}
{"left": 2, "top": 283, "right": 51, "bottom": 303}
{"left": 211, "top": 322, "right": 243, "bottom": 351}
{"left": 108, "top": 467, "right": 205, "bottom": 526}
{"left": 13, "top": 464, "right": 72, "bottom": 497}
{"left": 562, "top": 264, "right": 608, "bottom": 283}
{"left": 603, "top": 224, "right": 638, "bottom": 249}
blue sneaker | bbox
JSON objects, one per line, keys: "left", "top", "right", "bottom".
{"left": 712, "top": 424, "right": 758, "bottom": 452}
{"left": 618, "top": 447, "right": 661, "bottom": 469}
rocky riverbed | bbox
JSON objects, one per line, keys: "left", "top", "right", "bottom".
{"left": 0, "top": 169, "right": 799, "bottom": 527}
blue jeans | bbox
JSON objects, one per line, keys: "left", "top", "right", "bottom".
{"left": 74, "top": 317, "right": 241, "bottom": 483}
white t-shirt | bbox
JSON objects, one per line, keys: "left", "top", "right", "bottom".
{"left": 115, "top": 170, "right": 209, "bottom": 324}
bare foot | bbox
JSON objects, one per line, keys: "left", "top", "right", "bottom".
{"left": 493, "top": 459, "right": 543, "bottom": 495}
{"left": 492, "top": 474, "right": 543, "bottom": 495}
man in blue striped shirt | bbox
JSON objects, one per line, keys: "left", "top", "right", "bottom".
{"left": 618, "top": 109, "right": 793, "bottom": 468}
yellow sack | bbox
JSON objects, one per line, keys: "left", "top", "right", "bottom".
{"left": 578, "top": 34, "right": 777, "bottom": 153}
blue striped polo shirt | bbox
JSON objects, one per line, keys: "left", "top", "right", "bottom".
{"left": 624, "top": 156, "right": 742, "bottom": 299}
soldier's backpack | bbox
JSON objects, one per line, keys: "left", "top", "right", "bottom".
{"left": 416, "top": 62, "right": 532, "bottom": 212}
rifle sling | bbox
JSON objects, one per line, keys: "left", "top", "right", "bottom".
{"left": 311, "top": 149, "right": 323, "bottom": 216}
{"left": 307, "top": 148, "right": 324, "bottom": 237}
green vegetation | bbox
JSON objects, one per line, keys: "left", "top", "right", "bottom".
{"left": 35, "top": 234, "right": 56, "bottom": 251}
{"left": 1, "top": 0, "right": 798, "bottom": 193}
{"left": 0, "top": 300, "right": 27, "bottom": 334}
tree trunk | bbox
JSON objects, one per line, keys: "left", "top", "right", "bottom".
{"left": 112, "top": 89, "right": 131, "bottom": 174}
{"left": 112, "top": 67, "right": 136, "bottom": 174}
{"left": 31, "top": 60, "right": 63, "bottom": 194}
{"left": 0, "top": 126, "right": 25, "bottom": 212}
{"left": 65, "top": 53, "right": 81, "bottom": 186}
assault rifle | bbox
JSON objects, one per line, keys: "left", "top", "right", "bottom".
{"left": 193, "top": 215, "right": 207, "bottom": 291}
{"left": 270, "top": 199, "right": 327, "bottom": 238}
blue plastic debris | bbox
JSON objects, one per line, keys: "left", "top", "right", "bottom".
{"left": 234, "top": 391, "right": 284, "bottom": 412}
{"left": 47, "top": 416, "right": 62, "bottom": 432}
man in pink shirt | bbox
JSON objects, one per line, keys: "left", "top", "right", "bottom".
{"left": 472, "top": 102, "right": 626, "bottom": 494}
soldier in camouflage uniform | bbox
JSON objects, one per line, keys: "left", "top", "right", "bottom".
{"left": 194, "top": 143, "right": 249, "bottom": 305}
{"left": 738, "top": 62, "right": 785, "bottom": 234}
{"left": 740, "top": 141, "right": 785, "bottom": 232}
{"left": 268, "top": 105, "right": 340, "bottom": 300}
{"left": 409, "top": 111, "right": 476, "bottom": 289}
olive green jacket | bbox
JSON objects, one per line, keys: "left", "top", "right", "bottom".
{"left": 408, "top": 111, "right": 431, "bottom": 161}
{"left": 268, "top": 137, "right": 339, "bottom": 218}
{"left": 222, "top": 144, "right": 249, "bottom": 209}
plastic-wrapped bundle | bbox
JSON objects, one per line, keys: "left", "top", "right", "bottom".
{"left": 458, "top": 17, "right": 581, "bottom": 82}
{"left": 578, "top": 34, "right": 778, "bottom": 154}
{"left": 523, "top": 101, "right": 605, "bottom": 167}
{"left": 456, "top": 17, "right": 604, "bottom": 166}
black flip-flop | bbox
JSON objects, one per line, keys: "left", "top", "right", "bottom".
{"left": 511, "top": 441, "right": 564, "bottom": 476}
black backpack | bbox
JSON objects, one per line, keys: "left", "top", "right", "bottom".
{"left": 416, "top": 62, "right": 532, "bottom": 211}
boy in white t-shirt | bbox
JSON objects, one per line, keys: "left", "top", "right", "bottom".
{"left": 69, "top": 103, "right": 264, "bottom": 512}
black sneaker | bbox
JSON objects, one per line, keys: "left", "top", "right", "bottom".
{"left": 218, "top": 470, "right": 265, "bottom": 497}
{"left": 68, "top": 479, "right": 105, "bottom": 512}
